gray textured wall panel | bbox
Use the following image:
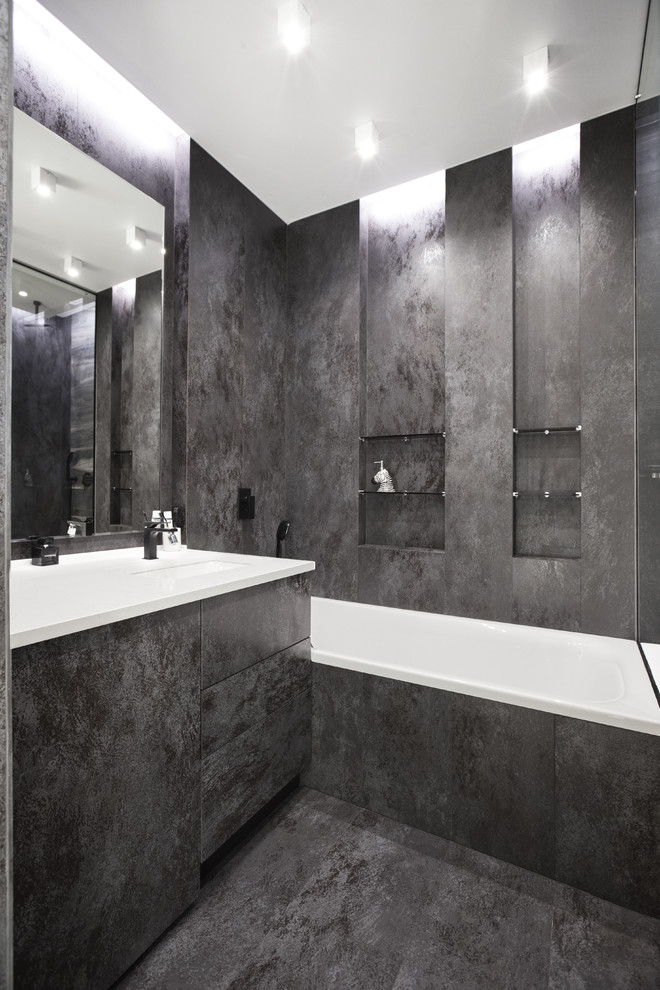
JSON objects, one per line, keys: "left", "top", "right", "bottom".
{"left": 286, "top": 203, "right": 360, "bottom": 601}
{"left": 579, "top": 109, "right": 635, "bottom": 638}
{"left": 555, "top": 716, "right": 660, "bottom": 917}
{"left": 187, "top": 143, "right": 244, "bottom": 552}
{"left": 511, "top": 557, "right": 581, "bottom": 631}
{"left": 171, "top": 135, "right": 191, "bottom": 538}
{"left": 513, "top": 129, "right": 580, "bottom": 428}
{"left": 363, "top": 175, "right": 445, "bottom": 436}
{"left": 636, "top": 99, "right": 660, "bottom": 643}
{"left": 187, "top": 143, "right": 287, "bottom": 556}
{"left": 357, "top": 545, "right": 445, "bottom": 613}
{"left": 132, "top": 271, "right": 163, "bottom": 528}
{"left": 241, "top": 196, "right": 287, "bottom": 556}
{"left": 444, "top": 150, "right": 514, "bottom": 621}
{"left": 11, "top": 310, "right": 70, "bottom": 537}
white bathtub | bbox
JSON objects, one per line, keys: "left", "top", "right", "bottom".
{"left": 311, "top": 598, "right": 660, "bottom": 736}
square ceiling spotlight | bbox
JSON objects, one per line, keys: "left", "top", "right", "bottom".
{"left": 278, "top": 0, "right": 311, "bottom": 55}
{"left": 31, "top": 166, "right": 56, "bottom": 197}
{"left": 126, "top": 225, "right": 147, "bottom": 250}
{"left": 64, "top": 255, "right": 82, "bottom": 279}
{"left": 355, "top": 121, "right": 379, "bottom": 160}
{"left": 523, "top": 46, "right": 549, "bottom": 95}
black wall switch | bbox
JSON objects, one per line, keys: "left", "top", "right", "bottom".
{"left": 238, "top": 487, "right": 255, "bottom": 520}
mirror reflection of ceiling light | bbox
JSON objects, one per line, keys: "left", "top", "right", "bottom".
{"left": 126, "top": 225, "right": 147, "bottom": 250}
{"left": 31, "top": 165, "right": 56, "bottom": 197}
{"left": 523, "top": 46, "right": 549, "bottom": 95}
{"left": 355, "top": 121, "right": 379, "bottom": 160}
{"left": 64, "top": 255, "right": 82, "bottom": 279}
{"left": 278, "top": 0, "right": 311, "bottom": 55}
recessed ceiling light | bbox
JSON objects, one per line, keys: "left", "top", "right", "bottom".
{"left": 64, "top": 255, "right": 83, "bottom": 279}
{"left": 18, "top": 290, "right": 28, "bottom": 297}
{"left": 355, "top": 121, "right": 379, "bottom": 160}
{"left": 278, "top": 0, "right": 311, "bottom": 55}
{"left": 31, "top": 165, "right": 56, "bottom": 197}
{"left": 523, "top": 46, "right": 549, "bottom": 95}
{"left": 126, "top": 225, "right": 147, "bottom": 250}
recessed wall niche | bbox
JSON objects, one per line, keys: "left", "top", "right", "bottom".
{"left": 512, "top": 126, "right": 581, "bottom": 559}
{"left": 359, "top": 172, "right": 446, "bottom": 553}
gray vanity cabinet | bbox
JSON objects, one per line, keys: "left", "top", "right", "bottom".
{"left": 12, "top": 573, "right": 312, "bottom": 989}
{"left": 12, "top": 602, "right": 201, "bottom": 990}
{"left": 200, "top": 575, "right": 312, "bottom": 861}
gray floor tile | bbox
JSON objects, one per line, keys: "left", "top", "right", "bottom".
{"left": 549, "top": 907, "right": 660, "bottom": 990}
{"left": 116, "top": 788, "right": 361, "bottom": 989}
{"left": 549, "top": 885, "right": 660, "bottom": 990}
{"left": 115, "top": 787, "right": 660, "bottom": 990}
{"left": 391, "top": 861, "right": 554, "bottom": 990}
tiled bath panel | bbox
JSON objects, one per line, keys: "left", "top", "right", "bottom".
{"left": 305, "top": 664, "right": 660, "bottom": 918}
{"left": 114, "top": 788, "right": 660, "bottom": 990}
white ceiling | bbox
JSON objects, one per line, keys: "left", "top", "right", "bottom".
{"left": 36, "top": 0, "right": 649, "bottom": 223}
{"left": 12, "top": 109, "right": 165, "bottom": 310}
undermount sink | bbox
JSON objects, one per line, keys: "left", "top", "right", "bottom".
{"left": 132, "top": 560, "right": 246, "bottom": 579}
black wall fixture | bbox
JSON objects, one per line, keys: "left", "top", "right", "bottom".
{"left": 238, "top": 487, "right": 255, "bottom": 520}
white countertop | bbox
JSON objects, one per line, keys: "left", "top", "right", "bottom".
{"left": 10, "top": 546, "right": 315, "bottom": 649}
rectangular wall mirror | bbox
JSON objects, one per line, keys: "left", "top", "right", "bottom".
{"left": 11, "top": 108, "right": 165, "bottom": 540}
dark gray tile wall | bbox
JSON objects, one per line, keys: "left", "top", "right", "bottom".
{"left": 636, "top": 98, "right": 660, "bottom": 643}
{"left": 307, "top": 665, "right": 555, "bottom": 879}
{"left": 12, "top": 604, "right": 201, "bottom": 990}
{"left": 513, "top": 128, "right": 580, "bottom": 428}
{"left": 362, "top": 674, "right": 452, "bottom": 838}
{"left": 357, "top": 545, "right": 445, "bottom": 612}
{"left": 201, "top": 574, "right": 310, "bottom": 689}
{"left": 242, "top": 194, "right": 287, "bottom": 557}
{"left": 287, "top": 112, "right": 635, "bottom": 637}
{"left": 285, "top": 202, "right": 361, "bottom": 601}
{"left": 187, "top": 144, "right": 244, "bottom": 552}
{"left": 512, "top": 557, "right": 581, "bottom": 631}
{"left": 170, "top": 135, "right": 191, "bottom": 537}
{"left": 580, "top": 108, "right": 636, "bottom": 639}
{"left": 308, "top": 663, "right": 660, "bottom": 916}
{"left": 11, "top": 310, "right": 71, "bottom": 537}
{"left": 187, "top": 141, "right": 287, "bottom": 556}
{"left": 444, "top": 150, "right": 514, "bottom": 622}
{"left": 450, "top": 693, "right": 555, "bottom": 875}
{"left": 0, "top": 0, "right": 10, "bottom": 980}
{"left": 132, "top": 271, "right": 163, "bottom": 527}
{"left": 95, "top": 287, "right": 113, "bottom": 532}
{"left": 362, "top": 175, "right": 445, "bottom": 436}
{"left": 304, "top": 664, "right": 365, "bottom": 806}
{"left": 555, "top": 716, "right": 660, "bottom": 917}
{"left": 98, "top": 275, "right": 163, "bottom": 531}
{"left": 68, "top": 306, "right": 96, "bottom": 524}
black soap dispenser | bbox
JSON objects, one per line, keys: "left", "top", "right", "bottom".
{"left": 31, "top": 536, "right": 60, "bottom": 566}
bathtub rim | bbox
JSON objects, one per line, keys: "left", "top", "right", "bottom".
{"left": 311, "top": 597, "right": 660, "bottom": 737}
